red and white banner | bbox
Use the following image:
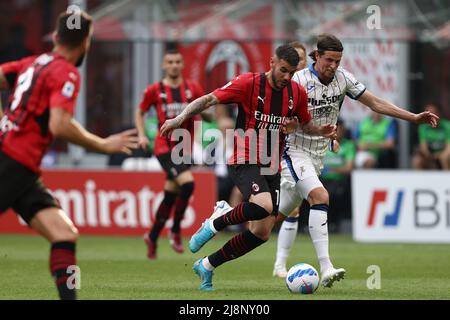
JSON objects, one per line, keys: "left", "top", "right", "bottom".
{"left": 0, "top": 170, "right": 216, "bottom": 236}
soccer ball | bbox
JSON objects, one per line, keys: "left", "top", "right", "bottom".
{"left": 286, "top": 263, "right": 320, "bottom": 294}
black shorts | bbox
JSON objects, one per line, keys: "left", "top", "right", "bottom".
{"left": 156, "top": 152, "right": 191, "bottom": 180}
{"left": 228, "top": 164, "right": 280, "bottom": 215}
{"left": 0, "top": 151, "right": 60, "bottom": 224}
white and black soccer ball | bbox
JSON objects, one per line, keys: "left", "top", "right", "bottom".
{"left": 286, "top": 263, "right": 320, "bottom": 294}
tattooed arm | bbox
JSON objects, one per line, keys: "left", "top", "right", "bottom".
{"left": 160, "top": 93, "right": 220, "bottom": 137}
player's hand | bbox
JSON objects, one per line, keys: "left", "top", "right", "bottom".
{"left": 103, "top": 128, "right": 139, "bottom": 155}
{"left": 160, "top": 117, "right": 182, "bottom": 137}
{"left": 138, "top": 135, "right": 150, "bottom": 150}
{"left": 282, "top": 117, "right": 299, "bottom": 134}
{"left": 414, "top": 111, "right": 439, "bottom": 128}
{"left": 318, "top": 124, "right": 337, "bottom": 138}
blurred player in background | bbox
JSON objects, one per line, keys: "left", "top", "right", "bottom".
{"left": 412, "top": 103, "right": 450, "bottom": 170}
{"left": 272, "top": 34, "right": 439, "bottom": 287}
{"left": 0, "top": 11, "right": 138, "bottom": 300}
{"left": 135, "top": 47, "right": 206, "bottom": 259}
{"left": 160, "top": 44, "right": 337, "bottom": 291}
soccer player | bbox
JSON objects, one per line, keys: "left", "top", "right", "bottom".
{"left": 271, "top": 42, "right": 309, "bottom": 278}
{"left": 273, "top": 34, "right": 439, "bottom": 287}
{"left": 135, "top": 48, "right": 205, "bottom": 259}
{"left": 160, "top": 44, "right": 337, "bottom": 291}
{"left": 0, "top": 11, "right": 138, "bottom": 300}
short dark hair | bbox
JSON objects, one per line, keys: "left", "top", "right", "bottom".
{"left": 56, "top": 10, "right": 93, "bottom": 48}
{"left": 308, "top": 33, "right": 343, "bottom": 61}
{"left": 275, "top": 44, "right": 300, "bottom": 67}
{"left": 164, "top": 42, "right": 180, "bottom": 55}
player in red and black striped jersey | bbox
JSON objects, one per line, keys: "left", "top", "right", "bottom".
{"left": 135, "top": 48, "right": 207, "bottom": 259}
{"left": 160, "top": 44, "right": 337, "bottom": 291}
{"left": 0, "top": 11, "right": 137, "bottom": 300}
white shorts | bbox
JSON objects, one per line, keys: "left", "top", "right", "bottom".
{"left": 279, "top": 150, "right": 324, "bottom": 216}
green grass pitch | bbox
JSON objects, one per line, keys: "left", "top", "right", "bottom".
{"left": 0, "top": 233, "right": 449, "bottom": 300}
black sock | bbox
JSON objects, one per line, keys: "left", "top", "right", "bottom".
{"left": 213, "top": 202, "right": 269, "bottom": 232}
{"left": 149, "top": 191, "right": 177, "bottom": 241}
{"left": 172, "top": 182, "right": 194, "bottom": 233}
{"left": 50, "top": 241, "right": 77, "bottom": 300}
{"left": 208, "top": 230, "right": 266, "bottom": 268}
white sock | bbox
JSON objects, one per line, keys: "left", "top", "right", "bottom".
{"left": 275, "top": 216, "right": 299, "bottom": 269}
{"left": 202, "top": 257, "right": 215, "bottom": 271}
{"left": 308, "top": 205, "right": 333, "bottom": 273}
{"left": 208, "top": 219, "right": 218, "bottom": 234}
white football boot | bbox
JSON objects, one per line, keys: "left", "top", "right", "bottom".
{"left": 320, "top": 267, "right": 346, "bottom": 288}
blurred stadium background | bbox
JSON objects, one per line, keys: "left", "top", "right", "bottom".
{"left": 0, "top": 0, "right": 449, "bottom": 300}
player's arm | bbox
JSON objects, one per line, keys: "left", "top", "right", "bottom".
{"left": 50, "top": 107, "right": 138, "bottom": 154}
{"left": 160, "top": 93, "right": 220, "bottom": 137}
{"left": 358, "top": 90, "right": 439, "bottom": 127}
{"left": 301, "top": 120, "right": 337, "bottom": 138}
{"left": 135, "top": 108, "right": 150, "bottom": 150}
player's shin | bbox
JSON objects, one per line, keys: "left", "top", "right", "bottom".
{"left": 212, "top": 202, "right": 269, "bottom": 232}
{"left": 308, "top": 204, "right": 333, "bottom": 273}
{"left": 49, "top": 241, "right": 77, "bottom": 300}
{"left": 275, "top": 215, "right": 299, "bottom": 269}
{"left": 171, "top": 182, "right": 194, "bottom": 233}
{"left": 208, "top": 230, "right": 266, "bottom": 268}
{"left": 149, "top": 191, "right": 177, "bottom": 241}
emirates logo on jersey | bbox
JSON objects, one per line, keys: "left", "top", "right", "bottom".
{"left": 254, "top": 111, "right": 289, "bottom": 130}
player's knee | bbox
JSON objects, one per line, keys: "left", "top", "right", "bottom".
{"left": 258, "top": 201, "right": 273, "bottom": 216}
{"left": 58, "top": 224, "right": 79, "bottom": 243}
{"left": 250, "top": 194, "right": 273, "bottom": 216}
{"left": 308, "top": 187, "right": 329, "bottom": 205}
{"left": 179, "top": 182, "right": 195, "bottom": 200}
{"left": 249, "top": 225, "right": 272, "bottom": 242}
{"left": 162, "top": 190, "right": 177, "bottom": 205}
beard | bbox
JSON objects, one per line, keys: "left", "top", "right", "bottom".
{"left": 75, "top": 52, "right": 86, "bottom": 67}
{"left": 271, "top": 71, "right": 287, "bottom": 90}
{"left": 271, "top": 71, "right": 280, "bottom": 90}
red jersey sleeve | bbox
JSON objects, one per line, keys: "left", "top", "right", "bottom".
{"left": 139, "top": 84, "right": 158, "bottom": 113}
{"left": 48, "top": 64, "right": 80, "bottom": 114}
{"left": 294, "top": 83, "right": 311, "bottom": 124}
{"left": 0, "top": 56, "right": 36, "bottom": 88}
{"left": 213, "top": 73, "right": 251, "bottom": 104}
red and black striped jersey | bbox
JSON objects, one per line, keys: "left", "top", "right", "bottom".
{"left": 0, "top": 53, "right": 80, "bottom": 173}
{"left": 213, "top": 72, "right": 311, "bottom": 171}
{"left": 139, "top": 80, "right": 204, "bottom": 156}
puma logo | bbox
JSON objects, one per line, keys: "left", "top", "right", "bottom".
{"left": 257, "top": 96, "right": 265, "bottom": 104}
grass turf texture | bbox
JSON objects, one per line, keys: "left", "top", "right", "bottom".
{"left": 0, "top": 233, "right": 449, "bottom": 300}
